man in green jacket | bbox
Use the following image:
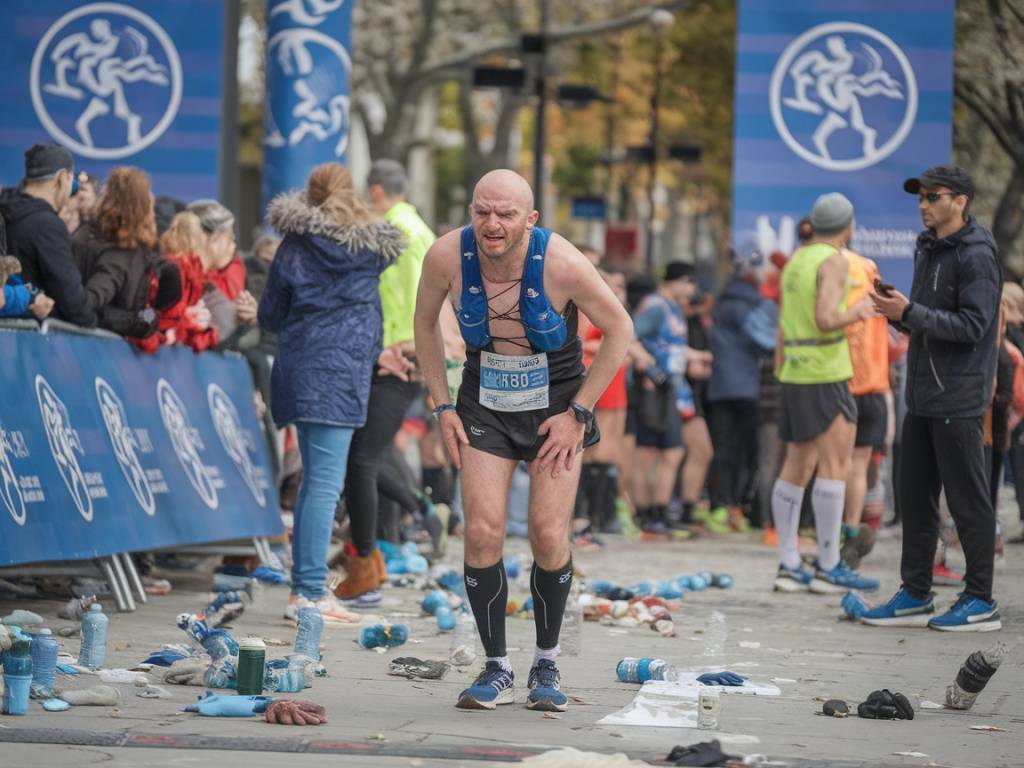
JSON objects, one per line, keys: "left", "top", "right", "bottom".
{"left": 334, "top": 160, "right": 434, "bottom": 604}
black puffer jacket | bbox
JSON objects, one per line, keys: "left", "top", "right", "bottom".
{"left": 899, "top": 216, "right": 1001, "bottom": 419}
{"left": 0, "top": 187, "right": 95, "bottom": 326}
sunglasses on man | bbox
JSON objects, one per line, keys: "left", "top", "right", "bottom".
{"left": 919, "top": 191, "right": 963, "bottom": 203}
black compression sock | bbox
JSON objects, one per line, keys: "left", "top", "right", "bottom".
{"left": 464, "top": 560, "right": 507, "bottom": 657}
{"left": 530, "top": 558, "right": 573, "bottom": 651}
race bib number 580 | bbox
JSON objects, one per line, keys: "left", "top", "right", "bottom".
{"left": 479, "top": 351, "right": 550, "bottom": 412}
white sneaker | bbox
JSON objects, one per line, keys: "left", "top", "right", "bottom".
{"left": 312, "top": 595, "right": 360, "bottom": 623}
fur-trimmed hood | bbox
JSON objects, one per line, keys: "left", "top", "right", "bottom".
{"left": 267, "top": 190, "right": 405, "bottom": 265}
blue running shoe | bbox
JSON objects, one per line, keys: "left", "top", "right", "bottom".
{"left": 526, "top": 658, "right": 568, "bottom": 712}
{"left": 928, "top": 594, "right": 1002, "bottom": 632}
{"left": 456, "top": 661, "right": 515, "bottom": 710}
{"left": 773, "top": 564, "right": 813, "bottom": 592}
{"left": 809, "top": 562, "right": 880, "bottom": 594}
{"left": 861, "top": 588, "right": 935, "bottom": 627}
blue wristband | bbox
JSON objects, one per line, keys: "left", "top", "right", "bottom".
{"left": 432, "top": 403, "right": 456, "bottom": 419}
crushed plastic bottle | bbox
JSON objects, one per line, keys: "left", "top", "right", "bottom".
{"left": 616, "top": 657, "right": 679, "bottom": 683}
{"left": 449, "top": 609, "right": 477, "bottom": 666}
{"left": 79, "top": 603, "right": 109, "bottom": 669}
{"left": 176, "top": 613, "right": 239, "bottom": 662}
{"left": 946, "top": 642, "right": 1009, "bottom": 710}
{"left": 559, "top": 580, "right": 583, "bottom": 657}
{"left": 702, "top": 610, "right": 728, "bottom": 658}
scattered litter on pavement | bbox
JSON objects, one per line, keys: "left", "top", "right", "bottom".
{"left": 56, "top": 626, "right": 80, "bottom": 638}
{"left": 920, "top": 700, "right": 943, "bottom": 710}
{"left": 771, "top": 678, "right": 796, "bottom": 684}
{"left": 857, "top": 690, "right": 914, "bottom": 721}
{"left": 164, "top": 656, "right": 211, "bottom": 686}
{"left": 264, "top": 698, "right": 327, "bottom": 725}
{"left": 892, "top": 751, "right": 929, "bottom": 758}
{"left": 520, "top": 747, "right": 649, "bottom": 767}
{"left": 263, "top": 637, "right": 291, "bottom": 647}
{"left": 969, "top": 725, "right": 1007, "bottom": 732}
{"left": 2, "top": 610, "right": 43, "bottom": 627}
{"left": 822, "top": 699, "right": 849, "bottom": 717}
{"left": 738, "top": 641, "right": 761, "bottom": 649}
{"left": 59, "top": 685, "right": 121, "bottom": 706}
{"left": 665, "top": 740, "right": 740, "bottom": 766}
{"left": 41, "top": 698, "right": 70, "bottom": 712}
{"left": 358, "top": 623, "right": 409, "bottom": 650}
{"left": 183, "top": 692, "right": 273, "bottom": 717}
{"left": 98, "top": 668, "right": 149, "bottom": 685}
{"left": 542, "top": 712, "right": 560, "bottom": 719}
{"left": 137, "top": 685, "right": 173, "bottom": 699}
{"left": 387, "top": 657, "right": 449, "bottom": 680}
{"left": 946, "top": 643, "right": 1007, "bottom": 711}
{"left": 367, "top": 733, "right": 386, "bottom": 740}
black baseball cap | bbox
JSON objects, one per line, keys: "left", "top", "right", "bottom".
{"left": 664, "top": 261, "right": 695, "bottom": 282}
{"left": 24, "top": 143, "right": 74, "bottom": 181}
{"left": 903, "top": 165, "right": 974, "bottom": 200}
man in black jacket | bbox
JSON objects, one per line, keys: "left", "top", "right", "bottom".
{"left": 865, "top": 165, "right": 1002, "bottom": 632}
{"left": 0, "top": 144, "right": 95, "bottom": 327}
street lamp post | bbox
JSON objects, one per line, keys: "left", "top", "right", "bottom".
{"left": 644, "top": 9, "right": 674, "bottom": 275}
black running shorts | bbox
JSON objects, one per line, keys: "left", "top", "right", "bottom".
{"left": 778, "top": 381, "right": 857, "bottom": 444}
{"left": 456, "top": 372, "right": 599, "bottom": 462}
{"left": 853, "top": 392, "right": 888, "bottom": 448}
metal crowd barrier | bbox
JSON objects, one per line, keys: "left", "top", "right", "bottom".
{"left": 0, "top": 320, "right": 277, "bottom": 611}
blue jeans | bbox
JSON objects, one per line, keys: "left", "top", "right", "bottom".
{"left": 292, "top": 422, "right": 354, "bottom": 600}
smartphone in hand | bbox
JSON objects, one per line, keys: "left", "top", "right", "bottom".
{"left": 874, "top": 279, "right": 895, "bottom": 297}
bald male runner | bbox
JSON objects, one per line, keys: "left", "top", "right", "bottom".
{"left": 415, "top": 170, "right": 632, "bottom": 712}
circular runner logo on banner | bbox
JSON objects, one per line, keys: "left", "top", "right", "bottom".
{"left": 769, "top": 22, "right": 918, "bottom": 172}
{"left": 30, "top": 2, "right": 183, "bottom": 160}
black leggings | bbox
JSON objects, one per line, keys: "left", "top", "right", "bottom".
{"left": 344, "top": 376, "right": 421, "bottom": 556}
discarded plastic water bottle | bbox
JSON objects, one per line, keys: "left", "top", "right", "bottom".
{"left": 698, "top": 688, "right": 721, "bottom": 729}
{"left": 176, "top": 613, "right": 238, "bottom": 662}
{"left": 2, "top": 639, "right": 32, "bottom": 715}
{"left": 946, "top": 642, "right": 1009, "bottom": 710}
{"left": 293, "top": 606, "right": 323, "bottom": 661}
{"left": 449, "top": 609, "right": 477, "bottom": 666}
{"left": 703, "top": 610, "right": 728, "bottom": 658}
{"left": 560, "top": 580, "right": 583, "bottom": 657}
{"left": 616, "top": 657, "right": 679, "bottom": 683}
{"left": 30, "top": 628, "right": 60, "bottom": 696}
{"left": 79, "top": 603, "right": 109, "bottom": 669}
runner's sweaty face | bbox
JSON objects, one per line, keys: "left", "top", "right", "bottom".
{"left": 469, "top": 171, "right": 538, "bottom": 261}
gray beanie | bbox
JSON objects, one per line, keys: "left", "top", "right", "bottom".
{"left": 809, "top": 193, "right": 854, "bottom": 236}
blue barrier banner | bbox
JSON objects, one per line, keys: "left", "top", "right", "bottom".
{"left": 732, "top": 0, "right": 955, "bottom": 293}
{"left": 0, "top": 331, "right": 281, "bottom": 566}
{"left": 262, "top": 0, "right": 353, "bottom": 211}
{"left": 0, "top": 1, "right": 223, "bottom": 200}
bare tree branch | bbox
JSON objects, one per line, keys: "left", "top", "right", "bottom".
{"left": 410, "top": 0, "right": 691, "bottom": 85}
{"left": 957, "top": 80, "right": 1023, "bottom": 164}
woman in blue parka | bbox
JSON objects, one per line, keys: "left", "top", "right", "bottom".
{"left": 259, "top": 162, "right": 405, "bottom": 622}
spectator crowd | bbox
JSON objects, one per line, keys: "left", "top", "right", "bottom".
{"left": 1, "top": 142, "right": 1016, "bottom": 631}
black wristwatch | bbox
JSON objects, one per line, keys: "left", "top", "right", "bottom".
{"left": 570, "top": 402, "right": 594, "bottom": 427}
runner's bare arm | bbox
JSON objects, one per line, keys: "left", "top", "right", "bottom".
{"left": 414, "top": 233, "right": 468, "bottom": 468}
{"left": 816, "top": 251, "right": 874, "bottom": 331}
{"left": 548, "top": 235, "right": 633, "bottom": 410}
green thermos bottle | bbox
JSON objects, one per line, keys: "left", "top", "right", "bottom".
{"left": 236, "top": 636, "right": 266, "bottom": 695}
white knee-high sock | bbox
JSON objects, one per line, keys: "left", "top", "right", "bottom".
{"left": 772, "top": 479, "right": 805, "bottom": 570}
{"left": 812, "top": 478, "right": 846, "bottom": 571}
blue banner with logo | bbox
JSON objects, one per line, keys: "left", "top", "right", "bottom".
{"left": 0, "top": 1, "right": 223, "bottom": 200}
{"left": 732, "top": 0, "right": 955, "bottom": 292}
{"left": 262, "top": 0, "right": 353, "bottom": 210}
{"left": 0, "top": 330, "right": 281, "bottom": 567}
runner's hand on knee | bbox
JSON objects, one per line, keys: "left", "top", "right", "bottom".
{"left": 536, "top": 410, "right": 585, "bottom": 478}
{"left": 440, "top": 410, "right": 469, "bottom": 470}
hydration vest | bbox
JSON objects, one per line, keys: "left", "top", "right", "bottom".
{"left": 456, "top": 226, "right": 569, "bottom": 352}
